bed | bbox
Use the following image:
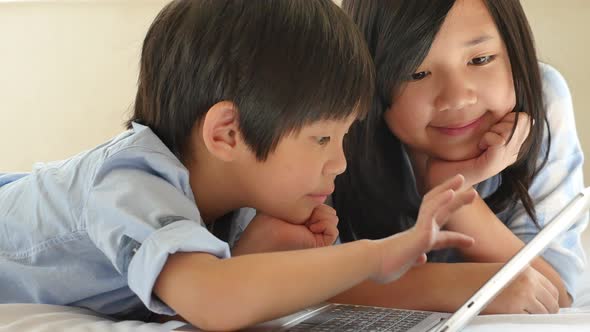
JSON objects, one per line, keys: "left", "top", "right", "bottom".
{"left": 1, "top": 302, "right": 590, "bottom": 331}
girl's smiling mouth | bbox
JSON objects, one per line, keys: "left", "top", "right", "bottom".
{"left": 431, "top": 115, "right": 485, "bottom": 136}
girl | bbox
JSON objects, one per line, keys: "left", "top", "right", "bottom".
{"left": 333, "top": 0, "right": 587, "bottom": 314}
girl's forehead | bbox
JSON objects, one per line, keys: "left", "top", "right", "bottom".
{"left": 419, "top": 0, "right": 506, "bottom": 62}
{"left": 435, "top": 0, "right": 499, "bottom": 46}
{"left": 446, "top": 0, "right": 492, "bottom": 23}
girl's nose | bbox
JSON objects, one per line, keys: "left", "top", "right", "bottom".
{"left": 434, "top": 74, "right": 477, "bottom": 112}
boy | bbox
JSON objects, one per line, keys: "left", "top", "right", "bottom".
{"left": 0, "top": 0, "right": 476, "bottom": 330}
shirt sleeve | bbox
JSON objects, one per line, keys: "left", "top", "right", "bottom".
{"left": 501, "top": 64, "right": 588, "bottom": 298}
{"left": 83, "top": 146, "right": 230, "bottom": 315}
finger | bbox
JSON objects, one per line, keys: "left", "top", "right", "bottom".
{"left": 479, "top": 131, "right": 506, "bottom": 150}
{"left": 430, "top": 231, "right": 474, "bottom": 250}
{"left": 308, "top": 217, "right": 338, "bottom": 233}
{"left": 537, "top": 274, "right": 560, "bottom": 303}
{"left": 515, "top": 115, "right": 532, "bottom": 143}
{"left": 307, "top": 209, "right": 336, "bottom": 222}
{"left": 487, "top": 122, "right": 514, "bottom": 138}
{"left": 498, "top": 112, "right": 517, "bottom": 123}
{"left": 526, "top": 297, "right": 550, "bottom": 314}
{"left": 314, "top": 204, "right": 337, "bottom": 216}
{"left": 306, "top": 206, "right": 337, "bottom": 225}
{"left": 495, "top": 117, "right": 530, "bottom": 145}
{"left": 325, "top": 228, "right": 339, "bottom": 244}
{"left": 489, "top": 110, "right": 528, "bottom": 130}
{"left": 535, "top": 284, "right": 560, "bottom": 314}
{"left": 414, "top": 253, "right": 427, "bottom": 266}
{"left": 489, "top": 118, "right": 515, "bottom": 130}
{"left": 432, "top": 189, "right": 477, "bottom": 226}
{"left": 419, "top": 189, "right": 455, "bottom": 226}
{"left": 499, "top": 112, "right": 531, "bottom": 142}
{"left": 314, "top": 223, "right": 339, "bottom": 246}
{"left": 423, "top": 174, "right": 465, "bottom": 201}
{"left": 308, "top": 220, "right": 327, "bottom": 233}
{"left": 307, "top": 211, "right": 339, "bottom": 228}
{"left": 515, "top": 112, "right": 532, "bottom": 130}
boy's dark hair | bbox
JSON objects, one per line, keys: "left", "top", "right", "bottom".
{"left": 335, "top": 0, "right": 550, "bottom": 241}
{"left": 128, "top": 0, "right": 374, "bottom": 160}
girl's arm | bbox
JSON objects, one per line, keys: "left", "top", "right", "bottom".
{"left": 153, "top": 176, "right": 475, "bottom": 331}
{"left": 446, "top": 196, "right": 570, "bottom": 306}
{"left": 330, "top": 261, "right": 559, "bottom": 314}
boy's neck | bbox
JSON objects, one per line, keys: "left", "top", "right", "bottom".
{"left": 185, "top": 157, "right": 245, "bottom": 225}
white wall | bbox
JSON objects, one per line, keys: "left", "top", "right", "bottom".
{"left": 0, "top": 1, "right": 588, "bottom": 181}
{"left": 0, "top": 1, "right": 169, "bottom": 172}
{"left": 521, "top": 0, "right": 590, "bottom": 185}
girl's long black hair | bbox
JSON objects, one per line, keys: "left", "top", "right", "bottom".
{"left": 335, "top": 0, "right": 550, "bottom": 241}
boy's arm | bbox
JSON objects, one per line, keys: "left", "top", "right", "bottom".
{"left": 330, "top": 261, "right": 559, "bottom": 314}
{"left": 446, "top": 196, "right": 570, "bottom": 306}
{"left": 154, "top": 238, "right": 376, "bottom": 331}
{"left": 154, "top": 175, "right": 475, "bottom": 331}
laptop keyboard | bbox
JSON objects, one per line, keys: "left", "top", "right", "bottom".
{"left": 286, "top": 305, "right": 433, "bottom": 331}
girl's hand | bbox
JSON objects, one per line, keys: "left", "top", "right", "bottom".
{"left": 231, "top": 204, "right": 339, "bottom": 256}
{"left": 485, "top": 265, "right": 560, "bottom": 314}
{"left": 371, "top": 175, "right": 477, "bottom": 283}
{"left": 425, "top": 112, "right": 531, "bottom": 192}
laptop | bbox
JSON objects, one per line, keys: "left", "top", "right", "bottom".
{"left": 239, "top": 186, "right": 590, "bottom": 332}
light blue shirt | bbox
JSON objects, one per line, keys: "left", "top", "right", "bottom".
{"left": 0, "top": 122, "right": 254, "bottom": 318}
{"left": 402, "top": 64, "right": 588, "bottom": 297}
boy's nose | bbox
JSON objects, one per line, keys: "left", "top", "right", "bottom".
{"left": 324, "top": 147, "right": 347, "bottom": 176}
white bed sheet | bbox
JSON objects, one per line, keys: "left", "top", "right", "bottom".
{"left": 1, "top": 304, "right": 590, "bottom": 332}
{"left": 0, "top": 304, "right": 187, "bottom": 332}
{"left": 464, "top": 307, "right": 590, "bottom": 332}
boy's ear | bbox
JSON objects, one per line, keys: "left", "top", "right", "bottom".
{"left": 201, "top": 101, "right": 242, "bottom": 162}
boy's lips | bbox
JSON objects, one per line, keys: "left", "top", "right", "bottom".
{"left": 431, "top": 115, "right": 484, "bottom": 136}
{"left": 307, "top": 189, "right": 333, "bottom": 204}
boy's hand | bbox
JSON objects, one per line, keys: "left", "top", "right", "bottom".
{"left": 231, "top": 204, "right": 339, "bottom": 256}
{"left": 371, "top": 175, "right": 476, "bottom": 283}
{"left": 424, "top": 112, "right": 531, "bottom": 192}
{"left": 304, "top": 204, "right": 340, "bottom": 247}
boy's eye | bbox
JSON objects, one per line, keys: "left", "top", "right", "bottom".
{"left": 316, "top": 136, "right": 331, "bottom": 145}
{"left": 410, "top": 71, "right": 431, "bottom": 81}
{"left": 469, "top": 55, "right": 496, "bottom": 66}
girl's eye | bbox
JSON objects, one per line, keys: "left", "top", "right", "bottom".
{"left": 469, "top": 55, "right": 496, "bottom": 66}
{"left": 410, "top": 71, "right": 431, "bottom": 81}
{"left": 317, "top": 136, "right": 331, "bottom": 146}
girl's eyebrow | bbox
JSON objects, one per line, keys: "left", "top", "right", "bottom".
{"left": 463, "top": 34, "right": 494, "bottom": 47}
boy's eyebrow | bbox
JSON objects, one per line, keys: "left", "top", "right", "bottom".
{"left": 463, "top": 34, "right": 494, "bottom": 47}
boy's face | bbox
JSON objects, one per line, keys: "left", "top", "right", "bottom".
{"left": 239, "top": 115, "right": 356, "bottom": 224}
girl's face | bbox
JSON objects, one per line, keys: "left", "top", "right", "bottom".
{"left": 384, "top": 0, "right": 516, "bottom": 161}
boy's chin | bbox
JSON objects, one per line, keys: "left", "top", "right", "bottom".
{"left": 284, "top": 211, "right": 313, "bottom": 225}
{"left": 262, "top": 207, "right": 313, "bottom": 226}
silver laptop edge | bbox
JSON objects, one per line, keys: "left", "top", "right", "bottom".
{"left": 242, "top": 303, "right": 331, "bottom": 331}
{"left": 435, "top": 186, "right": 590, "bottom": 332}
{"left": 243, "top": 303, "right": 449, "bottom": 332}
